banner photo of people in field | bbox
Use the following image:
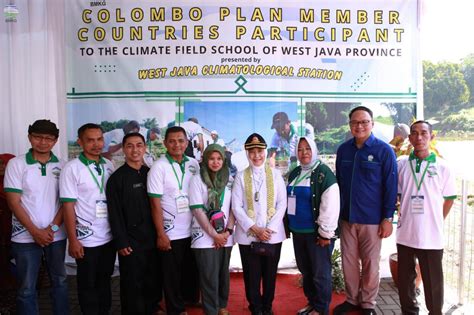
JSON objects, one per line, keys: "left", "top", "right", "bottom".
{"left": 66, "top": 0, "right": 420, "bottom": 173}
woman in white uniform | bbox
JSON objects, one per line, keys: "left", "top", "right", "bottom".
{"left": 231, "top": 133, "right": 287, "bottom": 315}
{"left": 189, "top": 144, "right": 235, "bottom": 315}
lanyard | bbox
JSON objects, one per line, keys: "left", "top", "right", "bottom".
{"left": 409, "top": 159, "right": 431, "bottom": 193}
{"left": 290, "top": 160, "right": 320, "bottom": 195}
{"left": 86, "top": 163, "right": 105, "bottom": 195}
{"left": 170, "top": 160, "right": 185, "bottom": 191}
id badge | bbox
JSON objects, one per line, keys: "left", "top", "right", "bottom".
{"left": 176, "top": 193, "right": 190, "bottom": 213}
{"left": 287, "top": 195, "right": 296, "bottom": 215}
{"left": 410, "top": 195, "right": 424, "bottom": 214}
{"left": 96, "top": 200, "right": 108, "bottom": 218}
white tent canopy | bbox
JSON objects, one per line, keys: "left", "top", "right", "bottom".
{"left": 1, "top": 0, "right": 67, "bottom": 157}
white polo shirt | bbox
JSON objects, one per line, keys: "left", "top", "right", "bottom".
{"left": 188, "top": 176, "right": 234, "bottom": 249}
{"left": 180, "top": 121, "right": 203, "bottom": 141}
{"left": 4, "top": 151, "right": 66, "bottom": 243}
{"left": 396, "top": 152, "right": 457, "bottom": 250}
{"left": 103, "top": 129, "right": 124, "bottom": 152}
{"left": 147, "top": 154, "right": 199, "bottom": 240}
{"left": 60, "top": 153, "right": 115, "bottom": 247}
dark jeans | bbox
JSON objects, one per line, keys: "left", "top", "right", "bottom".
{"left": 292, "top": 233, "right": 334, "bottom": 313}
{"left": 118, "top": 248, "right": 162, "bottom": 315}
{"left": 12, "top": 239, "right": 69, "bottom": 315}
{"left": 239, "top": 243, "right": 282, "bottom": 314}
{"left": 397, "top": 244, "right": 444, "bottom": 315}
{"left": 161, "top": 237, "right": 199, "bottom": 315}
{"left": 193, "top": 247, "right": 232, "bottom": 315}
{"left": 76, "top": 241, "right": 116, "bottom": 315}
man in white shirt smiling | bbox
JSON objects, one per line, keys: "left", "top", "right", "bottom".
{"left": 396, "top": 121, "right": 457, "bottom": 315}
{"left": 4, "top": 119, "right": 68, "bottom": 315}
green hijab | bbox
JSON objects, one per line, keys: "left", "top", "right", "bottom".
{"left": 200, "top": 144, "right": 229, "bottom": 211}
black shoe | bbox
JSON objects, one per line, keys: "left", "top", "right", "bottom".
{"left": 297, "top": 304, "right": 314, "bottom": 315}
{"left": 361, "top": 309, "right": 377, "bottom": 315}
{"left": 333, "top": 301, "right": 361, "bottom": 315}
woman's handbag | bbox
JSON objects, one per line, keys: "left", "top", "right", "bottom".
{"left": 250, "top": 242, "right": 275, "bottom": 257}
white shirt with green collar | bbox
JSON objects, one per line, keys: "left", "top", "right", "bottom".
{"left": 396, "top": 152, "right": 457, "bottom": 250}
{"left": 4, "top": 150, "right": 66, "bottom": 243}
{"left": 147, "top": 153, "right": 199, "bottom": 241}
{"left": 59, "top": 153, "right": 115, "bottom": 247}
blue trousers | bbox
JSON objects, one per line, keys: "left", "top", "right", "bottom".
{"left": 12, "top": 239, "right": 69, "bottom": 315}
{"left": 292, "top": 233, "right": 334, "bottom": 314}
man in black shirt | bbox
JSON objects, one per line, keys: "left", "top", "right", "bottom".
{"left": 106, "top": 132, "right": 163, "bottom": 315}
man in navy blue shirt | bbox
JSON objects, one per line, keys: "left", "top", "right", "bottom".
{"left": 334, "top": 106, "right": 397, "bottom": 315}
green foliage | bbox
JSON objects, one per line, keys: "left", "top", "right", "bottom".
{"left": 306, "top": 102, "right": 356, "bottom": 132}
{"left": 423, "top": 61, "right": 470, "bottom": 119}
{"left": 100, "top": 119, "right": 130, "bottom": 133}
{"left": 331, "top": 248, "right": 345, "bottom": 293}
{"left": 314, "top": 125, "right": 349, "bottom": 154}
{"left": 440, "top": 107, "right": 474, "bottom": 133}
{"left": 143, "top": 117, "right": 158, "bottom": 129}
{"left": 374, "top": 116, "right": 393, "bottom": 125}
{"left": 461, "top": 54, "right": 474, "bottom": 103}
{"left": 381, "top": 103, "right": 416, "bottom": 125}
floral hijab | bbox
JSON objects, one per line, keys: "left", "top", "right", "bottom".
{"left": 199, "top": 144, "right": 229, "bottom": 211}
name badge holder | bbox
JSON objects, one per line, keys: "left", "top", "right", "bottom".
{"left": 96, "top": 200, "right": 108, "bottom": 218}
{"left": 287, "top": 193, "right": 296, "bottom": 215}
{"left": 287, "top": 161, "right": 320, "bottom": 216}
{"left": 176, "top": 192, "right": 190, "bottom": 213}
{"left": 410, "top": 195, "right": 424, "bottom": 214}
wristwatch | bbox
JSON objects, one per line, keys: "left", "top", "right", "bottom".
{"left": 49, "top": 224, "right": 59, "bottom": 232}
{"left": 225, "top": 228, "right": 233, "bottom": 235}
{"left": 383, "top": 217, "right": 393, "bottom": 223}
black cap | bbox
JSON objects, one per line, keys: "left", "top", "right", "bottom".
{"left": 244, "top": 133, "right": 267, "bottom": 150}
{"left": 271, "top": 112, "right": 290, "bottom": 129}
{"left": 28, "top": 119, "right": 59, "bottom": 137}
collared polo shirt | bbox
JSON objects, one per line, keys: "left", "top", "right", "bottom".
{"left": 396, "top": 152, "right": 457, "bottom": 249}
{"left": 336, "top": 133, "right": 398, "bottom": 224}
{"left": 4, "top": 150, "right": 66, "bottom": 243}
{"left": 188, "top": 176, "right": 234, "bottom": 249}
{"left": 60, "top": 153, "right": 115, "bottom": 247}
{"left": 147, "top": 153, "right": 199, "bottom": 240}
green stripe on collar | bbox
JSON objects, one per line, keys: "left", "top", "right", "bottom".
{"left": 165, "top": 152, "right": 189, "bottom": 164}
{"left": 78, "top": 152, "right": 106, "bottom": 166}
{"left": 409, "top": 151, "right": 436, "bottom": 162}
{"left": 25, "top": 149, "right": 59, "bottom": 165}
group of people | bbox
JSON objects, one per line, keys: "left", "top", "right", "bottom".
{"left": 2, "top": 105, "right": 456, "bottom": 315}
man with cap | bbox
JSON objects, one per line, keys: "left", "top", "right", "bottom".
{"left": 4, "top": 119, "right": 69, "bottom": 314}
{"left": 269, "top": 112, "right": 314, "bottom": 174}
{"left": 181, "top": 118, "right": 204, "bottom": 159}
{"left": 60, "top": 123, "right": 116, "bottom": 315}
{"left": 102, "top": 120, "right": 141, "bottom": 160}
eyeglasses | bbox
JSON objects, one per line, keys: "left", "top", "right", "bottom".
{"left": 30, "top": 134, "right": 56, "bottom": 142}
{"left": 349, "top": 120, "right": 371, "bottom": 127}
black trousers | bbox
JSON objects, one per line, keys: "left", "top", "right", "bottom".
{"left": 118, "top": 248, "right": 163, "bottom": 315}
{"left": 239, "top": 243, "right": 282, "bottom": 314}
{"left": 161, "top": 237, "right": 199, "bottom": 315}
{"left": 397, "top": 244, "right": 444, "bottom": 315}
{"left": 76, "top": 241, "right": 116, "bottom": 315}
